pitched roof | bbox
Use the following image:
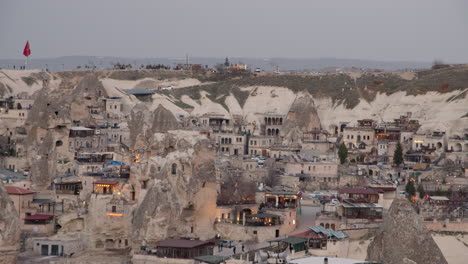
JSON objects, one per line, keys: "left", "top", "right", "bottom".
{"left": 124, "top": 89, "right": 155, "bottom": 95}
{"left": 310, "top": 226, "right": 348, "bottom": 240}
{"left": 290, "top": 230, "right": 326, "bottom": 239}
{"left": 24, "top": 214, "right": 54, "bottom": 220}
{"left": 157, "top": 239, "right": 213, "bottom": 249}
{"left": 5, "top": 186, "right": 33, "bottom": 195}
{"left": 194, "top": 255, "right": 229, "bottom": 264}
{"left": 339, "top": 188, "right": 379, "bottom": 195}
{"left": 93, "top": 180, "right": 119, "bottom": 185}
{"left": 277, "top": 236, "right": 308, "bottom": 245}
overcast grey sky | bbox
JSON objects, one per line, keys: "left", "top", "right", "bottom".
{"left": 1, "top": 0, "right": 467, "bottom": 62}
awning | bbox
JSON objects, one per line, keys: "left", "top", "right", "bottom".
{"left": 24, "top": 214, "right": 54, "bottom": 221}
{"left": 105, "top": 161, "right": 123, "bottom": 166}
{"left": 194, "top": 255, "right": 229, "bottom": 264}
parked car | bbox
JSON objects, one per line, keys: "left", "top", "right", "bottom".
{"left": 221, "top": 240, "right": 234, "bottom": 248}
{"left": 309, "top": 191, "right": 323, "bottom": 199}
{"left": 161, "top": 86, "right": 174, "bottom": 91}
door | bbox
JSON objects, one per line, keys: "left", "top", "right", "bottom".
{"left": 41, "top": 245, "right": 49, "bottom": 256}
{"left": 275, "top": 229, "right": 280, "bottom": 237}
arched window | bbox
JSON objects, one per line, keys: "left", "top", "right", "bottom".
{"left": 171, "top": 163, "right": 177, "bottom": 175}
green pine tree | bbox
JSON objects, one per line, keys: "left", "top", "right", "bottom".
{"left": 417, "top": 184, "right": 425, "bottom": 199}
{"left": 393, "top": 142, "right": 404, "bottom": 167}
{"left": 405, "top": 180, "right": 416, "bottom": 199}
{"left": 338, "top": 142, "right": 348, "bottom": 165}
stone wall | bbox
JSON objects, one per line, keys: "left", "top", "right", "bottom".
{"left": 425, "top": 220, "right": 468, "bottom": 232}
{"left": 132, "top": 254, "right": 194, "bottom": 264}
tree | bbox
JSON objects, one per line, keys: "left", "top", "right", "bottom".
{"left": 264, "top": 167, "right": 279, "bottom": 187}
{"left": 393, "top": 142, "right": 404, "bottom": 167}
{"left": 405, "top": 180, "right": 416, "bottom": 198}
{"left": 338, "top": 142, "right": 348, "bottom": 164}
{"left": 224, "top": 57, "right": 230, "bottom": 67}
{"left": 417, "top": 184, "right": 426, "bottom": 199}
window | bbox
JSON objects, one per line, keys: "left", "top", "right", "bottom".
{"left": 112, "top": 206, "right": 116, "bottom": 213}
{"left": 253, "top": 230, "right": 257, "bottom": 235}
{"left": 171, "top": 163, "right": 177, "bottom": 175}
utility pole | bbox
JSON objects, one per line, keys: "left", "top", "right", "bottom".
{"left": 185, "top": 53, "right": 190, "bottom": 71}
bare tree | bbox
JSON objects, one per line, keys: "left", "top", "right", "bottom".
{"left": 217, "top": 168, "right": 256, "bottom": 204}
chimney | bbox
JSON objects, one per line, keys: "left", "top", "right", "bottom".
{"left": 323, "top": 257, "right": 328, "bottom": 264}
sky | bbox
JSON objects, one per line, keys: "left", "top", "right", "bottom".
{"left": 1, "top": 0, "right": 467, "bottom": 62}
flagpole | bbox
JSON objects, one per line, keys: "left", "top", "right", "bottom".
{"left": 25, "top": 56, "right": 28, "bottom": 70}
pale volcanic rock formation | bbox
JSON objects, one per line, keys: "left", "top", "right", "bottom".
{"left": 151, "top": 104, "right": 180, "bottom": 133}
{"left": 132, "top": 132, "right": 217, "bottom": 245}
{"left": 0, "top": 182, "right": 20, "bottom": 264}
{"left": 286, "top": 94, "right": 322, "bottom": 132}
{"left": 128, "top": 104, "right": 180, "bottom": 149}
{"left": 24, "top": 74, "right": 108, "bottom": 189}
{"left": 366, "top": 198, "right": 448, "bottom": 264}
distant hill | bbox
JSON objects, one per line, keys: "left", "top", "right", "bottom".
{"left": 0, "top": 56, "right": 432, "bottom": 72}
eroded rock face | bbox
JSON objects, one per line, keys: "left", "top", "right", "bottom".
{"left": 366, "top": 198, "right": 448, "bottom": 264}
{"left": 151, "top": 105, "right": 180, "bottom": 134}
{"left": 286, "top": 94, "right": 321, "bottom": 132}
{"left": 132, "top": 134, "right": 217, "bottom": 244}
{"left": 0, "top": 182, "right": 20, "bottom": 264}
{"left": 25, "top": 74, "right": 107, "bottom": 188}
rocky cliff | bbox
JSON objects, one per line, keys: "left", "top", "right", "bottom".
{"left": 1, "top": 67, "right": 467, "bottom": 137}
{"left": 366, "top": 198, "right": 448, "bottom": 264}
{"left": 0, "top": 182, "right": 20, "bottom": 264}
{"left": 131, "top": 131, "right": 217, "bottom": 244}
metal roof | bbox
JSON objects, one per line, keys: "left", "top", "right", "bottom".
{"left": 157, "top": 239, "right": 213, "bottom": 249}
{"left": 123, "top": 89, "right": 156, "bottom": 95}
{"left": 24, "top": 214, "right": 54, "bottom": 221}
{"left": 339, "top": 188, "right": 379, "bottom": 195}
{"left": 194, "top": 255, "right": 229, "bottom": 264}
{"left": 310, "top": 226, "right": 348, "bottom": 240}
{"left": 276, "top": 237, "right": 308, "bottom": 245}
{"left": 340, "top": 201, "right": 382, "bottom": 208}
{"left": 32, "top": 199, "right": 54, "bottom": 204}
{"left": 5, "top": 186, "right": 33, "bottom": 195}
{"left": 70, "top": 126, "right": 93, "bottom": 131}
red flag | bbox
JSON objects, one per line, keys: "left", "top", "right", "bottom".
{"left": 23, "top": 41, "right": 31, "bottom": 57}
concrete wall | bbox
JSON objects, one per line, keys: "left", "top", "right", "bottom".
{"left": 132, "top": 254, "right": 194, "bottom": 264}
{"left": 425, "top": 221, "right": 468, "bottom": 232}
{"left": 308, "top": 239, "right": 349, "bottom": 258}
{"left": 31, "top": 238, "right": 83, "bottom": 256}
{"left": 215, "top": 222, "right": 280, "bottom": 242}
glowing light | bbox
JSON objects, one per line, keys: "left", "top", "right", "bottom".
{"left": 414, "top": 140, "right": 424, "bottom": 143}
{"left": 293, "top": 220, "right": 296, "bottom": 225}
{"left": 107, "top": 213, "right": 123, "bottom": 217}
